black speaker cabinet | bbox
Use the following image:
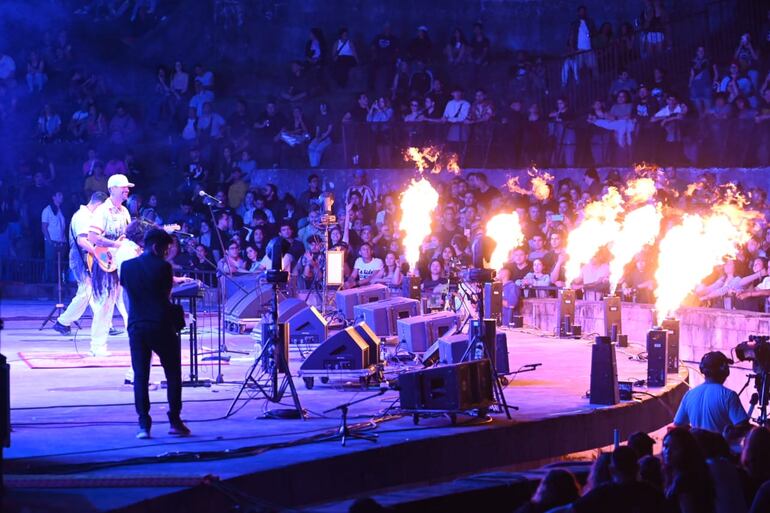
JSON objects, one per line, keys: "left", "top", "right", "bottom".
{"left": 277, "top": 298, "right": 310, "bottom": 323}
{"left": 495, "top": 332, "right": 510, "bottom": 374}
{"left": 335, "top": 284, "right": 390, "bottom": 320}
{"left": 224, "top": 282, "right": 274, "bottom": 332}
{"left": 483, "top": 282, "right": 503, "bottom": 325}
{"left": 661, "top": 318, "right": 680, "bottom": 374}
{"left": 300, "top": 326, "right": 371, "bottom": 372}
{"left": 402, "top": 276, "right": 422, "bottom": 301}
{"left": 398, "top": 359, "right": 494, "bottom": 411}
{"left": 259, "top": 322, "right": 290, "bottom": 373}
{"left": 646, "top": 328, "right": 669, "bottom": 387}
{"left": 590, "top": 336, "right": 619, "bottom": 405}
{"left": 604, "top": 295, "right": 622, "bottom": 342}
{"left": 557, "top": 289, "right": 576, "bottom": 337}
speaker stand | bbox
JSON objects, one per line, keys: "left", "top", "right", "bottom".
{"left": 320, "top": 389, "right": 386, "bottom": 446}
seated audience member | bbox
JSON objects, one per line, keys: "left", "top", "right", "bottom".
{"left": 217, "top": 240, "right": 247, "bottom": 275}
{"left": 296, "top": 234, "right": 324, "bottom": 289}
{"left": 571, "top": 254, "right": 610, "bottom": 299}
{"left": 568, "top": 446, "right": 667, "bottom": 513}
{"left": 513, "top": 468, "right": 581, "bottom": 513}
{"left": 516, "top": 258, "right": 551, "bottom": 296}
{"left": 346, "top": 242, "right": 383, "bottom": 288}
{"left": 420, "top": 258, "right": 446, "bottom": 293}
{"left": 372, "top": 251, "right": 402, "bottom": 287}
{"left": 619, "top": 254, "right": 655, "bottom": 303}
{"left": 696, "top": 258, "right": 757, "bottom": 307}
{"left": 673, "top": 351, "right": 749, "bottom": 433}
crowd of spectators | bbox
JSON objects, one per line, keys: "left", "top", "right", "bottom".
{"left": 1, "top": 3, "right": 770, "bottom": 289}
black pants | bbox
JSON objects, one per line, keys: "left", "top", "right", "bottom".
{"left": 129, "top": 322, "right": 182, "bottom": 429}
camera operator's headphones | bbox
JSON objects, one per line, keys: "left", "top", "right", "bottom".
{"left": 699, "top": 351, "right": 732, "bottom": 381}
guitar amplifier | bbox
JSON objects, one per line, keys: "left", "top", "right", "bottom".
{"left": 335, "top": 284, "right": 390, "bottom": 321}
{"left": 353, "top": 297, "right": 420, "bottom": 337}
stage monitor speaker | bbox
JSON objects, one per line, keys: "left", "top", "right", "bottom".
{"left": 422, "top": 341, "right": 441, "bottom": 367}
{"left": 483, "top": 282, "right": 503, "bottom": 325}
{"left": 495, "top": 332, "right": 510, "bottom": 374}
{"left": 352, "top": 322, "right": 381, "bottom": 366}
{"left": 277, "top": 298, "right": 309, "bottom": 323}
{"left": 402, "top": 276, "right": 422, "bottom": 301}
{"left": 286, "top": 305, "right": 328, "bottom": 347}
{"left": 438, "top": 333, "right": 471, "bottom": 364}
{"left": 224, "top": 282, "right": 274, "bottom": 333}
{"left": 353, "top": 297, "right": 420, "bottom": 337}
{"left": 590, "top": 336, "right": 619, "bottom": 405}
{"left": 397, "top": 311, "right": 461, "bottom": 353}
{"left": 224, "top": 273, "right": 263, "bottom": 300}
{"left": 469, "top": 319, "right": 497, "bottom": 364}
{"left": 661, "top": 318, "right": 680, "bottom": 374}
{"left": 604, "top": 296, "right": 622, "bottom": 342}
{"left": 646, "top": 328, "right": 669, "bottom": 387}
{"left": 335, "top": 284, "right": 390, "bottom": 321}
{"left": 557, "top": 289, "right": 577, "bottom": 337}
{"left": 398, "top": 359, "right": 494, "bottom": 411}
{"left": 300, "top": 326, "right": 370, "bottom": 372}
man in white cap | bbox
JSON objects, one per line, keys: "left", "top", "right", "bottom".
{"left": 87, "top": 173, "right": 134, "bottom": 356}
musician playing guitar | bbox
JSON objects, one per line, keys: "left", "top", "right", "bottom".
{"left": 87, "top": 174, "right": 133, "bottom": 357}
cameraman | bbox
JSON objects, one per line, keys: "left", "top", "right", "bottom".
{"left": 673, "top": 351, "right": 749, "bottom": 434}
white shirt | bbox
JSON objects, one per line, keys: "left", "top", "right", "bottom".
{"left": 756, "top": 277, "right": 770, "bottom": 290}
{"left": 577, "top": 20, "right": 592, "bottom": 51}
{"left": 354, "top": 257, "right": 384, "bottom": 281}
{"left": 41, "top": 205, "right": 66, "bottom": 242}
{"left": 197, "top": 112, "right": 226, "bottom": 138}
{"left": 194, "top": 71, "right": 214, "bottom": 88}
{"left": 182, "top": 118, "right": 197, "bottom": 140}
{"left": 443, "top": 99, "right": 470, "bottom": 122}
{"left": 89, "top": 199, "right": 131, "bottom": 242}
{"left": 189, "top": 90, "right": 215, "bottom": 117}
{"left": 653, "top": 104, "right": 686, "bottom": 119}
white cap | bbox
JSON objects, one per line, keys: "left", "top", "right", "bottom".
{"left": 107, "top": 174, "right": 135, "bottom": 189}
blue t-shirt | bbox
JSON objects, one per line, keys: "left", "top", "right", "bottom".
{"left": 673, "top": 382, "right": 748, "bottom": 433}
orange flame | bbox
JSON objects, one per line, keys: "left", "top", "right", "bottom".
{"left": 654, "top": 191, "right": 758, "bottom": 318}
{"left": 505, "top": 169, "right": 553, "bottom": 200}
{"left": 624, "top": 178, "right": 657, "bottom": 204}
{"left": 564, "top": 187, "right": 623, "bottom": 287}
{"left": 404, "top": 146, "right": 460, "bottom": 175}
{"left": 399, "top": 178, "right": 439, "bottom": 272}
{"left": 608, "top": 203, "right": 662, "bottom": 294}
{"left": 485, "top": 212, "right": 525, "bottom": 271}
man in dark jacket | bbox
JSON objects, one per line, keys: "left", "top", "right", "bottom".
{"left": 120, "top": 229, "right": 191, "bottom": 439}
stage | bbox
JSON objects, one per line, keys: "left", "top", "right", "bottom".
{"left": 1, "top": 299, "right": 687, "bottom": 513}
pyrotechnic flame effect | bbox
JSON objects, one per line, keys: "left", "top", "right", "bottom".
{"left": 608, "top": 204, "right": 662, "bottom": 294}
{"left": 399, "top": 178, "right": 439, "bottom": 272}
{"left": 485, "top": 212, "right": 525, "bottom": 271}
{"left": 624, "top": 178, "right": 657, "bottom": 204}
{"left": 654, "top": 191, "right": 758, "bottom": 318}
{"left": 506, "top": 169, "right": 553, "bottom": 201}
{"left": 564, "top": 188, "right": 623, "bottom": 287}
{"left": 403, "top": 146, "right": 460, "bottom": 175}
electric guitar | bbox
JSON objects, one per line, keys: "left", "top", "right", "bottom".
{"left": 87, "top": 224, "right": 181, "bottom": 273}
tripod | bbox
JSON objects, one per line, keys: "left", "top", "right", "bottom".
{"left": 226, "top": 274, "right": 304, "bottom": 419}
{"left": 40, "top": 247, "right": 77, "bottom": 330}
{"left": 740, "top": 371, "right": 770, "bottom": 426}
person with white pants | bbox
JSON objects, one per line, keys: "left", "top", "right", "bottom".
{"left": 53, "top": 192, "right": 108, "bottom": 336}
{"left": 87, "top": 174, "right": 134, "bottom": 357}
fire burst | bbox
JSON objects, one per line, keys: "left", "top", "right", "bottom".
{"left": 485, "top": 212, "right": 524, "bottom": 271}
{"left": 399, "top": 178, "right": 439, "bottom": 272}
{"left": 564, "top": 187, "right": 623, "bottom": 287}
{"left": 505, "top": 169, "right": 553, "bottom": 201}
{"left": 624, "top": 177, "right": 657, "bottom": 204}
{"left": 654, "top": 194, "right": 758, "bottom": 318}
{"left": 404, "top": 146, "right": 460, "bottom": 175}
{"left": 608, "top": 204, "right": 662, "bottom": 294}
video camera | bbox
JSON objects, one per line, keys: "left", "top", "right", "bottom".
{"left": 735, "top": 335, "right": 770, "bottom": 374}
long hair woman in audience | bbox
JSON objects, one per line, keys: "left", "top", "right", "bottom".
{"left": 583, "top": 452, "right": 612, "bottom": 493}
{"left": 513, "top": 468, "right": 580, "bottom": 513}
{"left": 663, "top": 427, "right": 716, "bottom": 513}
{"left": 372, "top": 251, "right": 402, "bottom": 288}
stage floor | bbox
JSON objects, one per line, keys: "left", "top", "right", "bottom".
{"left": 0, "top": 300, "right": 687, "bottom": 513}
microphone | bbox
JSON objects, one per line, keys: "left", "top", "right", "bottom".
{"left": 198, "top": 190, "right": 223, "bottom": 205}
